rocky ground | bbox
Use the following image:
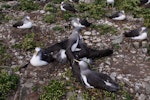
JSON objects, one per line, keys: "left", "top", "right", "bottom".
{"left": 0, "top": 0, "right": 150, "bottom": 100}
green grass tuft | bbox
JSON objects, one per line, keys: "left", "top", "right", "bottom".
{"left": 0, "top": 70, "right": 19, "bottom": 99}
{"left": 40, "top": 80, "right": 65, "bottom": 100}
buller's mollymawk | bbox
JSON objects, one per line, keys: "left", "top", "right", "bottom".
{"left": 13, "top": 16, "right": 32, "bottom": 29}
{"left": 30, "top": 47, "right": 55, "bottom": 67}
{"left": 60, "top": 1, "right": 77, "bottom": 13}
{"left": 69, "top": 0, "right": 79, "bottom": 3}
{"left": 139, "top": 0, "right": 150, "bottom": 5}
{"left": 71, "top": 18, "right": 92, "bottom": 28}
{"left": 65, "top": 27, "right": 82, "bottom": 63}
{"left": 107, "top": 0, "right": 114, "bottom": 8}
{"left": 74, "top": 59, "right": 120, "bottom": 92}
{"left": 108, "top": 10, "right": 126, "bottom": 21}
{"left": 124, "top": 26, "right": 148, "bottom": 40}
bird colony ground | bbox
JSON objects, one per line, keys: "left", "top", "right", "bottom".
{"left": 0, "top": 0, "right": 150, "bottom": 100}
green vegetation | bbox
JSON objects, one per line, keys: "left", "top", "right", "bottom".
{"left": 0, "top": 40, "right": 11, "bottom": 66}
{"left": 44, "top": 14, "right": 56, "bottom": 24}
{"left": 77, "top": 3, "right": 105, "bottom": 19}
{"left": 51, "top": 0, "right": 62, "bottom": 4}
{"left": 12, "top": 33, "right": 39, "bottom": 51}
{"left": 91, "top": 24, "right": 117, "bottom": 35}
{"left": 52, "top": 26, "right": 64, "bottom": 31}
{"left": 40, "top": 80, "right": 65, "bottom": 100}
{"left": 0, "top": 4, "right": 11, "bottom": 10}
{"left": 0, "top": 70, "right": 19, "bottom": 99}
{"left": 44, "top": 3, "right": 57, "bottom": 13}
{"left": 18, "top": 0, "right": 39, "bottom": 12}
{"left": 115, "top": 0, "right": 150, "bottom": 28}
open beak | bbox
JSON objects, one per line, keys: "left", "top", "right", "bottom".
{"left": 73, "top": 59, "right": 80, "bottom": 63}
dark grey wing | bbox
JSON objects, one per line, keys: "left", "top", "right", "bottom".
{"left": 65, "top": 39, "right": 77, "bottom": 63}
{"left": 63, "top": 3, "right": 77, "bottom": 12}
{"left": 79, "top": 19, "right": 91, "bottom": 27}
{"left": 73, "top": 0, "right": 79, "bottom": 3}
{"left": 41, "top": 49, "right": 55, "bottom": 63}
{"left": 109, "top": 12, "right": 120, "bottom": 19}
{"left": 124, "top": 29, "right": 140, "bottom": 37}
{"left": 85, "top": 71, "right": 107, "bottom": 89}
{"left": 140, "top": 0, "right": 148, "bottom": 5}
{"left": 44, "top": 39, "right": 68, "bottom": 54}
{"left": 13, "top": 21, "right": 24, "bottom": 27}
{"left": 95, "top": 72, "right": 120, "bottom": 92}
{"left": 71, "top": 61, "right": 82, "bottom": 82}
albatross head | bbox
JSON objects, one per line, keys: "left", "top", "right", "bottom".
{"left": 120, "top": 10, "right": 125, "bottom": 14}
{"left": 35, "top": 47, "right": 41, "bottom": 56}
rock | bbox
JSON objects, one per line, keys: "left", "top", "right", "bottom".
{"left": 40, "top": 10, "right": 45, "bottom": 14}
{"left": 142, "top": 48, "right": 147, "bottom": 53}
{"left": 138, "top": 94, "right": 146, "bottom": 100}
{"left": 142, "top": 41, "right": 148, "bottom": 48}
{"left": 81, "top": 0, "right": 95, "bottom": 3}
{"left": 110, "top": 72, "right": 117, "bottom": 81}
{"left": 24, "top": 82, "right": 33, "bottom": 88}
{"left": 117, "top": 74, "right": 123, "bottom": 80}
{"left": 133, "top": 42, "right": 140, "bottom": 48}
{"left": 66, "top": 92, "right": 76, "bottom": 99}
{"left": 142, "top": 82, "right": 150, "bottom": 94}
{"left": 84, "top": 31, "right": 91, "bottom": 35}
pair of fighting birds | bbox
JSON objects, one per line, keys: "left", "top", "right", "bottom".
{"left": 30, "top": 27, "right": 120, "bottom": 92}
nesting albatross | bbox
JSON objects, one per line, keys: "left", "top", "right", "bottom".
{"left": 13, "top": 16, "right": 32, "bottom": 29}
{"left": 108, "top": 10, "right": 126, "bottom": 21}
{"left": 60, "top": 1, "right": 77, "bottom": 13}
{"left": 124, "top": 26, "right": 148, "bottom": 40}
{"left": 74, "top": 59, "right": 120, "bottom": 92}
{"left": 30, "top": 47, "right": 55, "bottom": 67}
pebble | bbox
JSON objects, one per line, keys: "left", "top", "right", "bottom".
{"left": 84, "top": 31, "right": 91, "bottom": 35}
{"left": 138, "top": 94, "right": 146, "bottom": 100}
{"left": 110, "top": 72, "right": 117, "bottom": 81}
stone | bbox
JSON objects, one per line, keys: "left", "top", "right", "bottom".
{"left": 138, "top": 94, "right": 146, "bottom": 100}
{"left": 84, "top": 31, "right": 91, "bottom": 35}
{"left": 40, "top": 10, "right": 45, "bottom": 14}
{"left": 142, "top": 48, "right": 147, "bottom": 53}
{"left": 24, "top": 82, "right": 33, "bottom": 88}
{"left": 142, "top": 82, "right": 150, "bottom": 94}
{"left": 133, "top": 42, "right": 140, "bottom": 48}
{"left": 110, "top": 72, "right": 117, "bottom": 81}
{"left": 142, "top": 41, "right": 148, "bottom": 48}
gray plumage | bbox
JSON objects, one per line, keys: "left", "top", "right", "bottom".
{"left": 75, "top": 60, "right": 120, "bottom": 92}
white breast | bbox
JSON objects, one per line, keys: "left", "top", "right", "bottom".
{"left": 18, "top": 22, "right": 32, "bottom": 29}
{"left": 30, "top": 55, "right": 48, "bottom": 67}
{"left": 60, "top": 5, "right": 66, "bottom": 11}
{"left": 71, "top": 38, "right": 79, "bottom": 52}
{"left": 112, "top": 15, "right": 126, "bottom": 20}
{"left": 107, "top": 0, "right": 114, "bottom": 3}
{"left": 131, "top": 32, "right": 147, "bottom": 40}
{"left": 81, "top": 74, "right": 94, "bottom": 88}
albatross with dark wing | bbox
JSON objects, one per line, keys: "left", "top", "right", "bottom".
{"left": 13, "top": 16, "right": 32, "bottom": 29}
{"left": 71, "top": 18, "right": 92, "bottom": 28}
{"left": 108, "top": 10, "right": 126, "bottom": 21}
{"left": 30, "top": 47, "right": 55, "bottom": 67}
{"left": 60, "top": 1, "right": 77, "bottom": 13}
{"left": 74, "top": 59, "right": 120, "bottom": 92}
{"left": 124, "top": 26, "right": 148, "bottom": 40}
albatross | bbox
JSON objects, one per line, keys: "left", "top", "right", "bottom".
{"left": 74, "top": 59, "right": 120, "bottom": 92}
{"left": 60, "top": 1, "right": 77, "bottom": 13}
{"left": 108, "top": 10, "right": 126, "bottom": 21}
{"left": 13, "top": 16, "right": 32, "bottom": 29}
{"left": 71, "top": 18, "right": 92, "bottom": 28}
{"left": 124, "top": 26, "right": 148, "bottom": 40}
{"left": 30, "top": 47, "right": 55, "bottom": 67}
